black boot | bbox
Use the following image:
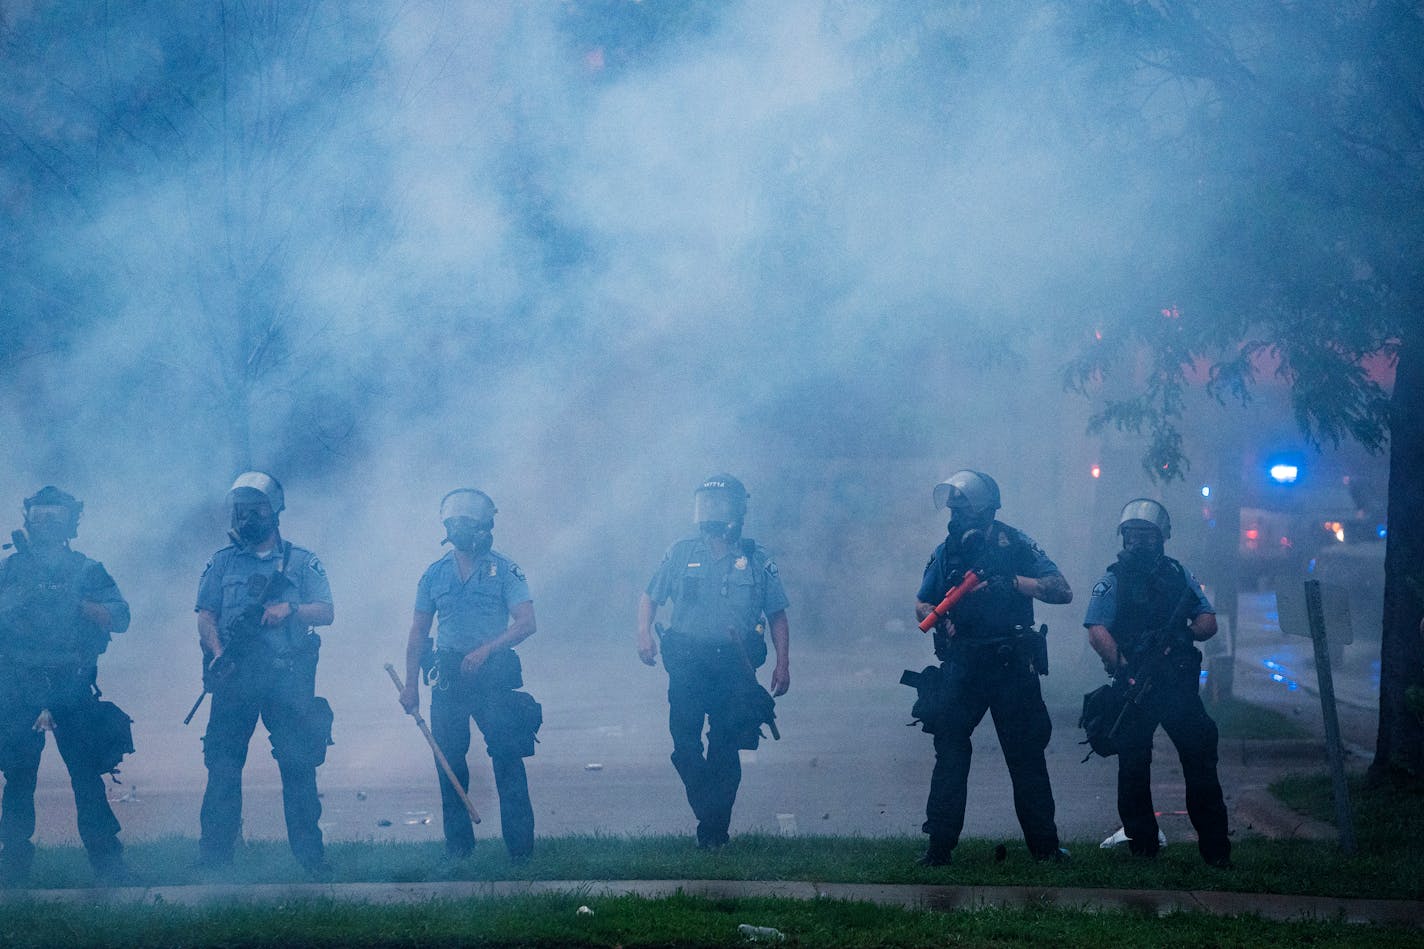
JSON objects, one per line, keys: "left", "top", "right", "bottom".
{"left": 917, "top": 839, "right": 953, "bottom": 866}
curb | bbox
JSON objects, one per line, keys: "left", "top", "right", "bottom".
{"left": 1, "top": 878, "right": 1419, "bottom": 927}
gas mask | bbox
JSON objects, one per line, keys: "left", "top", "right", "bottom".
{"left": 231, "top": 504, "right": 277, "bottom": 547}
{"left": 947, "top": 506, "right": 994, "bottom": 539}
{"left": 444, "top": 517, "right": 493, "bottom": 556}
{"left": 1117, "top": 528, "right": 1164, "bottom": 574}
{"left": 698, "top": 520, "right": 741, "bottom": 543}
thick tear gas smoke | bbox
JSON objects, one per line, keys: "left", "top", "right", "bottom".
{"left": 0, "top": 2, "right": 1314, "bottom": 840}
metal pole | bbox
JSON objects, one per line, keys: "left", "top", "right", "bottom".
{"left": 384, "top": 663, "right": 481, "bottom": 825}
{"left": 1303, "top": 580, "right": 1356, "bottom": 853}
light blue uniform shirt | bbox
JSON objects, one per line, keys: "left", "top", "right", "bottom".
{"left": 415, "top": 549, "right": 531, "bottom": 653}
{"left": 646, "top": 537, "right": 789, "bottom": 644}
{"left": 196, "top": 541, "right": 332, "bottom": 654}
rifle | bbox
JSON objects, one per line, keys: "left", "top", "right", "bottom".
{"left": 1105, "top": 584, "right": 1203, "bottom": 743}
{"left": 183, "top": 561, "right": 295, "bottom": 725}
{"left": 384, "top": 663, "right": 481, "bottom": 824}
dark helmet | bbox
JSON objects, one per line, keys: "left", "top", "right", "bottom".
{"left": 933, "top": 470, "right": 1001, "bottom": 515}
{"left": 1118, "top": 498, "right": 1171, "bottom": 540}
{"left": 694, "top": 473, "right": 748, "bottom": 528}
{"left": 439, "top": 488, "right": 497, "bottom": 524}
{"left": 226, "top": 471, "right": 285, "bottom": 514}
{"left": 23, "top": 486, "right": 83, "bottom": 539}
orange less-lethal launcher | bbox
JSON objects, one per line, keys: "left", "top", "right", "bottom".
{"left": 918, "top": 569, "right": 983, "bottom": 632}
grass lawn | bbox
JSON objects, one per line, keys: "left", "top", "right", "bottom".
{"left": 1, "top": 769, "right": 1417, "bottom": 947}
{"left": 8, "top": 814, "right": 1422, "bottom": 901}
{"left": 1209, "top": 696, "right": 1313, "bottom": 740}
{"left": 0, "top": 892, "right": 1415, "bottom": 948}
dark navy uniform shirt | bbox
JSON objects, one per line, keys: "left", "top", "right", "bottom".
{"left": 415, "top": 549, "right": 531, "bottom": 653}
{"left": 0, "top": 547, "right": 130, "bottom": 666}
{"left": 916, "top": 521, "right": 1059, "bottom": 635}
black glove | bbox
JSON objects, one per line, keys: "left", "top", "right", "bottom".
{"left": 983, "top": 573, "right": 1018, "bottom": 597}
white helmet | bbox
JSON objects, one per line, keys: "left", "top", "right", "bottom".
{"left": 1118, "top": 498, "right": 1171, "bottom": 539}
{"left": 227, "top": 471, "right": 284, "bottom": 514}
{"left": 440, "top": 488, "right": 497, "bottom": 524}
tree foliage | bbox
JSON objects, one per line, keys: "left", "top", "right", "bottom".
{"left": 1063, "top": 0, "right": 1423, "bottom": 777}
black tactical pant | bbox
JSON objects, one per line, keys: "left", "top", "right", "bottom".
{"left": 1115, "top": 669, "right": 1231, "bottom": 864}
{"left": 0, "top": 674, "right": 123, "bottom": 881}
{"left": 199, "top": 657, "right": 326, "bottom": 870}
{"left": 664, "top": 642, "right": 746, "bottom": 847}
{"left": 429, "top": 658, "right": 535, "bottom": 860}
{"left": 924, "top": 649, "right": 1060, "bottom": 857}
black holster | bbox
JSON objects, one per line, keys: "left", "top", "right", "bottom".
{"left": 901, "top": 664, "right": 951, "bottom": 734}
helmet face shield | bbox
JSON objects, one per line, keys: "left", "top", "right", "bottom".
{"left": 1117, "top": 498, "right": 1171, "bottom": 539}
{"left": 693, "top": 489, "right": 741, "bottom": 526}
{"left": 23, "top": 486, "right": 83, "bottom": 542}
{"left": 933, "top": 470, "right": 1000, "bottom": 513}
{"left": 439, "top": 489, "right": 496, "bottom": 524}
{"left": 227, "top": 471, "right": 284, "bottom": 514}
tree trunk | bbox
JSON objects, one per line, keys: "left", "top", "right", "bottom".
{"left": 1370, "top": 327, "right": 1424, "bottom": 782}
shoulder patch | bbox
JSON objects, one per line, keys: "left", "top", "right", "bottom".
{"left": 763, "top": 559, "right": 779, "bottom": 579}
{"left": 510, "top": 563, "right": 526, "bottom": 582}
{"left": 1091, "top": 579, "right": 1111, "bottom": 597}
{"left": 308, "top": 556, "right": 327, "bottom": 579}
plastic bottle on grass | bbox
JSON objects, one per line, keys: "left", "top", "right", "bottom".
{"left": 737, "top": 924, "right": 785, "bottom": 943}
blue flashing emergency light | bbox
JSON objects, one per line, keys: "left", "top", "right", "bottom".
{"left": 1269, "top": 464, "right": 1299, "bottom": 484}
{"left": 1200, "top": 485, "right": 1211, "bottom": 498}
{"left": 1377, "top": 524, "right": 1388, "bottom": 539}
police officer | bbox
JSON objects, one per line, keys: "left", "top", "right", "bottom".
{"left": 1084, "top": 498, "right": 1231, "bottom": 868}
{"left": 399, "top": 489, "right": 539, "bottom": 862}
{"left": 0, "top": 487, "right": 132, "bottom": 886}
{"left": 195, "top": 472, "right": 334, "bottom": 877}
{"left": 912, "top": 470, "right": 1072, "bottom": 866}
{"left": 637, "top": 474, "right": 790, "bottom": 849}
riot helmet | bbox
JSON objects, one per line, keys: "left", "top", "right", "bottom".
{"left": 1118, "top": 498, "right": 1171, "bottom": 540}
{"left": 227, "top": 471, "right": 283, "bottom": 546}
{"left": 694, "top": 473, "right": 748, "bottom": 543}
{"left": 1116, "top": 497, "right": 1170, "bottom": 571}
{"left": 933, "top": 469, "right": 1000, "bottom": 535}
{"left": 23, "top": 486, "right": 82, "bottom": 544}
{"left": 440, "top": 488, "right": 496, "bottom": 556}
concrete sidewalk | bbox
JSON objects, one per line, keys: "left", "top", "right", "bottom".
{"left": 1, "top": 877, "right": 1420, "bottom": 928}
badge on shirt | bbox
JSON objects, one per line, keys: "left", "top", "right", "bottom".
{"left": 489, "top": 562, "right": 498, "bottom": 578}
{"left": 998, "top": 532, "right": 1011, "bottom": 548}
{"left": 735, "top": 556, "right": 748, "bottom": 570}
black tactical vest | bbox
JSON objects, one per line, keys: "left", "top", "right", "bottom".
{"left": 938, "top": 522, "right": 1036, "bottom": 637}
{"left": 0, "top": 549, "right": 107, "bottom": 666}
{"left": 1106, "top": 555, "right": 1192, "bottom": 658}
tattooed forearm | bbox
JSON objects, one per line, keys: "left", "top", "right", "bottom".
{"left": 1033, "top": 574, "right": 1073, "bottom": 604}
